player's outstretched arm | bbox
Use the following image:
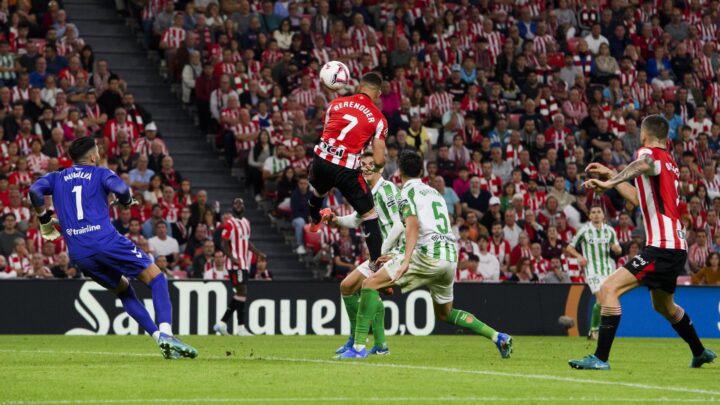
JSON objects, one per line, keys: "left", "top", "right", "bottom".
{"left": 29, "top": 175, "right": 61, "bottom": 241}
{"left": 371, "top": 138, "right": 386, "bottom": 172}
{"left": 102, "top": 170, "right": 135, "bottom": 207}
{"left": 583, "top": 156, "right": 653, "bottom": 206}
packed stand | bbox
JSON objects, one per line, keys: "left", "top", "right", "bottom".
{"left": 127, "top": 0, "right": 720, "bottom": 284}
{"left": 0, "top": 1, "right": 271, "bottom": 281}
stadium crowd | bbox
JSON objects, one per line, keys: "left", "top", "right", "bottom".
{"left": 0, "top": 0, "right": 272, "bottom": 281}
{"left": 129, "top": 0, "right": 720, "bottom": 284}
{"left": 1, "top": 0, "right": 720, "bottom": 286}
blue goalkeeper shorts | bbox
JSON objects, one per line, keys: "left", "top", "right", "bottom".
{"left": 72, "top": 235, "right": 152, "bottom": 289}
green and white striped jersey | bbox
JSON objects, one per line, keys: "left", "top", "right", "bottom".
{"left": 371, "top": 178, "right": 402, "bottom": 245}
{"left": 398, "top": 178, "right": 458, "bottom": 262}
{"left": 571, "top": 223, "right": 618, "bottom": 276}
{"left": 262, "top": 156, "right": 290, "bottom": 175}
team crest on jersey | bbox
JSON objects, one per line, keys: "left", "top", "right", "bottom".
{"left": 398, "top": 198, "right": 411, "bottom": 218}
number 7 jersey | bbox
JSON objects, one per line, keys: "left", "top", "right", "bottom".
{"left": 634, "top": 147, "right": 687, "bottom": 250}
{"left": 398, "top": 178, "right": 458, "bottom": 262}
{"left": 314, "top": 93, "right": 388, "bottom": 169}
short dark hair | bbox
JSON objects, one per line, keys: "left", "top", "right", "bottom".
{"left": 360, "top": 72, "right": 382, "bottom": 88}
{"left": 361, "top": 151, "right": 374, "bottom": 159}
{"left": 641, "top": 115, "right": 669, "bottom": 140}
{"left": 68, "top": 136, "right": 97, "bottom": 162}
{"left": 398, "top": 150, "right": 423, "bottom": 178}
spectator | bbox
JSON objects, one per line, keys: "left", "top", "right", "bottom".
{"left": 475, "top": 236, "right": 500, "bottom": 281}
{"left": 331, "top": 227, "right": 358, "bottom": 279}
{"left": 142, "top": 204, "right": 172, "bottom": 239}
{"left": 508, "top": 257, "right": 539, "bottom": 283}
{"left": 189, "top": 190, "right": 214, "bottom": 227}
{"left": 544, "top": 257, "right": 570, "bottom": 283}
{"left": 27, "top": 253, "right": 53, "bottom": 279}
{"left": 290, "top": 176, "right": 311, "bottom": 255}
{"left": 461, "top": 176, "right": 491, "bottom": 217}
{"left": 431, "top": 175, "right": 460, "bottom": 220}
{"left": 688, "top": 229, "right": 712, "bottom": 273}
{"left": 253, "top": 255, "right": 273, "bottom": 280}
{"left": 148, "top": 222, "right": 180, "bottom": 268}
{"left": 50, "top": 252, "right": 79, "bottom": 279}
{"left": 0, "top": 214, "right": 25, "bottom": 258}
{"left": 203, "top": 250, "right": 230, "bottom": 280}
{"left": 113, "top": 207, "right": 132, "bottom": 235}
{"left": 129, "top": 154, "right": 154, "bottom": 192}
{"left": 192, "top": 239, "right": 216, "bottom": 279}
{"left": 502, "top": 208, "right": 523, "bottom": 248}
{"left": 691, "top": 252, "right": 720, "bottom": 285}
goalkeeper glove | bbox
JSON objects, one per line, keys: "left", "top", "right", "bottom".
{"left": 112, "top": 197, "right": 140, "bottom": 209}
{"left": 38, "top": 210, "right": 61, "bottom": 241}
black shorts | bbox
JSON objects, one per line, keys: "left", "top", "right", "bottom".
{"left": 309, "top": 155, "right": 374, "bottom": 215}
{"left": 623, "top": 247, "right": 687, "bottom": 294}
{"left": 228, "top": 269, "right": 249, "bottom": 287}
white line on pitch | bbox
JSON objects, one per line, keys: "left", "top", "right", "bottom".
{"left": 1, "top": 398, "right": 719, "bottom": 405}
{"left": 2, "top": 349, "right": 718, "bottom": 398}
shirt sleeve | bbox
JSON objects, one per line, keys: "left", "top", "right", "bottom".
{"left": 102, "top": 169, "right": 132, "bottom": 204}
{"left": 400, "top": 187, "right": 418, "bottom": 219}
{"left": 29, "top": 173, "right": 56, "bottom": 207}
{"left": 635, "top": 147, "right": 660, "bottom": 176}
{"left": 374, "top": 116, "right": 388, "bottom": 140}
{"left": 220, "top": 221, "right": 233, "bottom": 240}
{"left": 570, "top": 227, "right": 584, "bottom": 248}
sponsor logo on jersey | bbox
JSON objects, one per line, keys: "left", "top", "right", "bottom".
{"left": 66, "top": 224, "right": 102, "bottom": 236}
{"left": 318, "top": 140, "right": 345, "bottom": 158}
{"left": 63, "top": 171, "right": 93, "bottom": 182}
{"left": 631, "top": 255, "right": 647, "bottom": 268}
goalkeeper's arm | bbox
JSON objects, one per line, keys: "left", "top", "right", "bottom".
{"left": 103, "top": 171, "right": 135, "bottom": 207}
{"left": 29, "top": 176, "right": 61, "bottom": 241}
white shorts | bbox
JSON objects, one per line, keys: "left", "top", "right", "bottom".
{"left": 586, "top": 274, "right": 609, "bottom": 295}
{"left": 382, "top": 251, "right": 456, "bottom": 304}
{"left": 355, "top": 259, "right": 373, "bottom": 278}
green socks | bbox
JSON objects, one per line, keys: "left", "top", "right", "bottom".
{"left": 591, "top": 302, "right": 601, "bottom": 331}
{"left": 342, "top": 292, "right": 360, "bottom": 336}
{"left": 448, "top": 309, "right": 499, "bottom": 342}
{"left": 353, "top": 288, "right": 380, "bottom": 350}
{"left": 372, "top": 298, "right": 386, "bottom": 349}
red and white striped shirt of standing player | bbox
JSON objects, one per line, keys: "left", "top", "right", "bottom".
{"left": 220, "top": 216, "right": 253, "bottom": 270}
{"left": 314, "top": 93, "right": 388, "bottom": 170}
{"left": 634, "top": 147, "right": 687, "bottom": 251}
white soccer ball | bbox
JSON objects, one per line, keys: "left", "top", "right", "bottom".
{"left": 319, "top": 60, "right": 350, "bottom": 91}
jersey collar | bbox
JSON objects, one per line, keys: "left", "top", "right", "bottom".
{"left": 403, "top": 178, "right": 423, "bottom": 189}
{"left": 370, "top": 177, "right": 385, "bottom": 194}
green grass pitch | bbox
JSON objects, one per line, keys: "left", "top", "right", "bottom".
{"left": 1, "top": 335, "right": 718, "bottom": 404}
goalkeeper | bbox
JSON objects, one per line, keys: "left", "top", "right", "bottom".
{"left": 28, "top": 136, "right": 197, "bottom": 360}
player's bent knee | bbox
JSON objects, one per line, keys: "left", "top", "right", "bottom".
{"left": 339, "top": 279, "right": 354, "bottom": 296}
{"left": 112, "top": 277, "right": 130, "bottom": 295}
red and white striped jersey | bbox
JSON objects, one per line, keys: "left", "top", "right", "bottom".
{"left": 505, "top": 144, "right": 524, "bottom": 167}
{"left": 347, "top": 25, "right": 376, "bottom": 49}
{"left": 314, "top": 93, "right": 388, "bottom": 170}
{"left": 141, "top": 0, "right": 167, "bottom": 20}
{"left": 7, "top": 253, "right": 30, "bottom": 273}
{"left": 544, "top": 127, "right": 570, "bottom": 151}
{"left": 687, "top": 117, "right": 712, "bottom": 137}
{"left": 698, "top": 23, "right": 717, "bottom": 42}
{"left": 11, "top": 86, "right": 29, "bottom": 102}
{"left": 203, "top": 259, "right": 232, "bottom": 280}
{"left": 523, "top": 191, "right": 546, "bottom": 213}
{"left": 489, "top": 238, "right": 510, "bottom": 265}
{"left": 479, "top": 175, "right": 503, "bottom": 197}
{"left": 426, "top": 61, "right": 450, "bottom": 83}
{"left": 620, "top": 67, "right": 636, "bottom": 87}
{"left": 427, "top": 91, "right": 453, "bottom": 116}
{"left": 699, "top": 54, "right": 715, "bottom": 80}
{"left": 231, "top": 122, "right": 259, "bottom": 151}
{"left": 533, "top": 35, "right": 554, "bottom": 55}
{"left": 706, "top": 82, "right": 720, "bottom": 113}
{"left": 161, "top": 27, "right": 185, "bottom": 49}
{"left": 103, "top": 119, "right": 140, "bottom": 144}
{"left": 539, "top": 97, "right": 560, "bottom": 121}
{"left": 562, "top": 255, "right": 584, "bottom": 282}
{"left": 220, "top": 216, "right": 252, "bottom": 270}
{"left": 133, "top": 137, "right": 168, "bottom": 156}
{"left": 477, "top": 31, "right": 504, "bottom": 61}
{"left": 291, "top": 87, "right": 320, "bottom": 109}
{"left": 531, "top": 257, "right": 550, "bottom": 279}
{"left": 614, "top": 225, "right": 635, "bottom": 244}
{"left": 2, "top": 206, "right": 31, "bottom": 223}
{"left": 688, "top": 243, "right": 711, "bottom": 269}
{"left": 633, "top": 82, "right": 653, "bottom": 106}
{"left": 634, "top": 147, "right": 687, "bottom": 250}
{"left": 573, "top": 53, "right": 593, "bottom": 77}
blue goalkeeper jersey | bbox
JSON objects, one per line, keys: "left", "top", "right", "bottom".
{"left": 30, "top": 165, "right": 131, "bottom": 259}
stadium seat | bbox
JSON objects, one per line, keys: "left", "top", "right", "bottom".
{"left": 303, "top": 224, "right": 322, "bottom": 254}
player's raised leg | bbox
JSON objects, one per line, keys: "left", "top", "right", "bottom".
{"left": 569, "top": 267, "right": 638, "bottom": 370}
{"left": 137, "top": 264, "right": 198, "bottom": 359}
{"left": 649, "top": 289, "right": 716, "bottom": 368}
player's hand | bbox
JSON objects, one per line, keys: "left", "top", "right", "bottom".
{"left": 40, "top": 218, "right": 61, "bottom": 241}
{"left": 585, "top": 163, "right": 617, "bottom": 180}
{"left": 578, "top": 257, "right": 588, "bottom": 267}
{"left": 376, "top": 255, "right": 393, "bottom": 266}
{"left": 391, "top": 261, "right": 409, "bottom": 282}
{"left": 582, "top": 179, "right": 612, "bottom": 193}
{"left": 112, "top": 197, "right": 139, "bottom": 209}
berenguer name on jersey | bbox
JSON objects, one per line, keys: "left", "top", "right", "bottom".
{"left": 332, "top": 101, "right": 375, "bottom": 123}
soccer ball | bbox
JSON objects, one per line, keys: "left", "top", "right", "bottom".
{"left": 319, "top": 61, "right": 350, "bottom": 91}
